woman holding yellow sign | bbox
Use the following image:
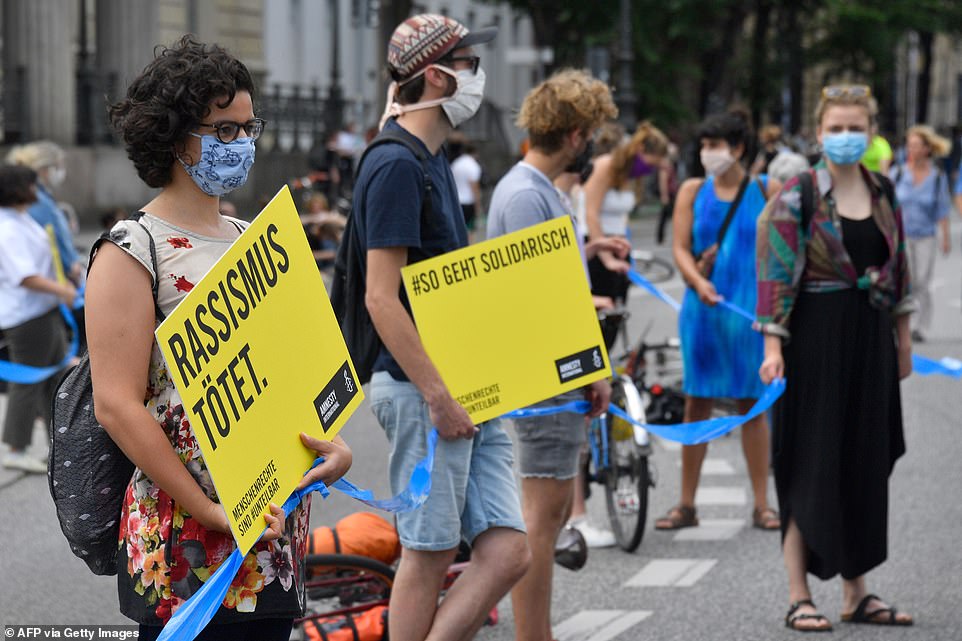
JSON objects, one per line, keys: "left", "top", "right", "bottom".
{"left": 85, "top": 36, "right": 351, "bottom": 640}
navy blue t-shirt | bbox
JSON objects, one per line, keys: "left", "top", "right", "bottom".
{"left": 353, "top": 119, "right": 468, "bottom": 381}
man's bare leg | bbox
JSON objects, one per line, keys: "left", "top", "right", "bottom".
{"left": 511, "top": 477, "right": 575, "bottom": 641}
{"left": 428, "top": 527, "right": 530, "bottom": 641}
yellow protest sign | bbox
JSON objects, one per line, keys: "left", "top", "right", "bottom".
{"left": 155, "top": 186, "right": 363, "bottom": 554}
{"left": 402, "top": 216, "right": 609, "bottom": 424}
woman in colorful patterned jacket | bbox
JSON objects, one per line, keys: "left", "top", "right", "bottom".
{"left": 85, "top": 36, "right": 351, "bottom": 640}
{"left": 757, "top": 84, "right": 914, "bottom": 632}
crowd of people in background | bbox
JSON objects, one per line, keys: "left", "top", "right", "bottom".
{"left": 4, "top": 11, "right": 962, "bottom": 641}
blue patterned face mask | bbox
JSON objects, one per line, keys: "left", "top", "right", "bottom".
{"left": 179, "top": 133, "right": 255, "bottom": 196}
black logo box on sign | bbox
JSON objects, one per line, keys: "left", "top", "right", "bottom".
{"left": 313, "top": 361, "right": 358, "bottom": 432}
{"left": 555, "top": 346, "right": 606, "bottom": 384}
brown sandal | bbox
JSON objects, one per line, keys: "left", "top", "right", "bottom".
{"left": 654, "top": 505, "right": 698, "bottom": 530}
{"left": 752, "top": 506, "right": 781, "bottom": 530}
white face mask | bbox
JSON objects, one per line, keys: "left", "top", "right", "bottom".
{"left": 441, "top": 67, "right": 486, "bottom": 128}
{"left": 700, "top": 148, "right": 736, "bottom": 176}
{"left": 47, "top": 166, "right": 66, "bottom": 188}
{"left": 379, "top": 65, "right": 486, "bottom": 129}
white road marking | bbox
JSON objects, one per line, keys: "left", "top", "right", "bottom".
{"left": 554, "top": 610, "right": 652, "bottom": 641}
{"left": 699, "top": 458, "right": 737, "bottom": 475}
{"left": 673, "top": 518, "right": 745, "bottom": 541}
{"left": 695, "top": 486, "right": 747, "bottom": 505}
{"left": 624, "top": 558, "right": 718, "bottom": 587}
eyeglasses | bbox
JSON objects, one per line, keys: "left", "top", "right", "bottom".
{"left": 822, "top": 84, "right": 871, "bottom": 99}
{"left": 198, "top": 117, "right": 267, "bottom": 143}
{"left": 440, "top": 55, "right": 481, "bottom": 74}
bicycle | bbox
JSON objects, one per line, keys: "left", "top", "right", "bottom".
{"left": 295, "top": 546, "right": 498, "bottom": 640}
{"left": 621, "top": 321, "right": 686, "bottom": 426}
{"left": 296, "top": 554, "right": 395, "bottom": 638}
{"left": 629, "top": 248, "right": 675, "bottom": 285}
{"left": 584, "top": 309, "right": 656, "bottom": 552}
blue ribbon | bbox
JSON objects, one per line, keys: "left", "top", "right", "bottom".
{"left": 628, "top": 267, "right": 960, "bottom": 379}
{"left": 626, "top": 268, "right": 681, "bottom": 312}
{"left": 715, "top": 298, "right": 758, "bottom": 324}
{"left": 505, "top": 380, "right": 785, "bottom": 445}
{"left": 911, "top": 354, "right": 962, "bottom": 379}
{"left": 0, "top": 303, "right": 80, "bottom": 384}
{"left": 157, "top": 428, "right": 438, "bottom": 641}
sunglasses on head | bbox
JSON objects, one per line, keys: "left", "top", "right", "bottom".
{"left": 822, "top": 84, "right": 871, "bottom": 99}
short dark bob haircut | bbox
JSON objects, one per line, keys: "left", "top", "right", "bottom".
{"left": 109, "top": 35, "right": 256, "bottom": 188}
{"left": 696, "top": 109, "right": 753, "bottom": 151}
{"left": 0, "top": 165, "right": 38, "bottom": 208}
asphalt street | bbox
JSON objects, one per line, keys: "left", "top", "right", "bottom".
{"left": 1, "top": 215, "right": 961, "bottom": 640}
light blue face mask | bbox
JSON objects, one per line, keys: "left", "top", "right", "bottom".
{"left": 821, "top": 131, "right": 868, "bottom": 165}
{"left": 179, "top": 133, "right": 256, "bottom": 197}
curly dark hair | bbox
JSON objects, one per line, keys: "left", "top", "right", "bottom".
{"left": 0, "top": 165, "right": 38, "bottom": 207}
{"left": 108, "top": 35, "right": 256, "bottom": 188}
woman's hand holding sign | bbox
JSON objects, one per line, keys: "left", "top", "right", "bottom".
{"left": 194, "top": 499, "right": 285, "bottom": 542}
{"left": 298, "top": 433, "right": 353, "bottom": 490}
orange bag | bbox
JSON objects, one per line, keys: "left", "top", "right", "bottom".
{"left": 303, "top": 605, "right": 387, "bottom": 641}
{"left": 308, "top": 513, "right": 401, "bottom": 567}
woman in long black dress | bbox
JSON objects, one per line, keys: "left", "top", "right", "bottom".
{"left": 756, "top": 85, "right": 915, "bottom": 632}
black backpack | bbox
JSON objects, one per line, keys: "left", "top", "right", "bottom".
{"left": 330, "top": 130, "right": 433, "bottom": 385}
{"left": 49, "top": 214, "right": 164, "bottom": 575}
{"left": 798, "top": 169, "right": 895, "bottom": 232}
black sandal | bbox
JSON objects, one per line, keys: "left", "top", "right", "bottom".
{"left": 840, "top": 594, "right": 913, "bottom": 626}
{"left": 785, "top": 599, "right": 833, "bottom": 632}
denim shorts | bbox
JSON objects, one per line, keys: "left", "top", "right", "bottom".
{"left": 369, "top": 372, "right": 526, "bottom": 551}
{"left": 512, "top": 390, "right": 587, "bottom": 480}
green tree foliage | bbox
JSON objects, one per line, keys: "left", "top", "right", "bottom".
{"left": 484, "top": 0, "right": 620, "bottom": 70}
{"left": 491, "top": 0, "right": 962, "bottom": 133}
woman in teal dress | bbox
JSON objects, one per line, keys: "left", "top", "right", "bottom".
{"left": 657, "top": 110, "right": 782, "bottom": 531}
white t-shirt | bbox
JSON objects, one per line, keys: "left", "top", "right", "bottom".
{"left": 0, "top": 206, "right": 59, "bottom": 328}
{"left": 451, "top": 154, "right": 482, "bottom": 205}
{"left": 600, "top": 188, "right": 635, "bottom": 236}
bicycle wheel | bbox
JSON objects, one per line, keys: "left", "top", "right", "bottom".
{"left": 296, "top": 554, "right": 395, "bottom": 639}
{"left": 630, "top": 250, "right": 675, "bottom": 284}
{"left": 603, "top": 378, "right": 651, "bottom": 552}
{"left": 302, "top": 554, "right": 394, "bottom": 609}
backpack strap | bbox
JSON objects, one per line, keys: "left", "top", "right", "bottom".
{"left": 798, "top": 170, "right": 816, "bottom": 235}
{"left": 89, "top": 212, "right": 165, "bottom": 322}
{"left": 348, "top": 128, "right": 436, "bottom": 269}
{"left": 872, "top": 171, "right": 895, "bottom": 211}
{"left": 800, "top": 170, "right": 896, "bottom": 233}
{"left": 714, "top": 174, "right": 752, "bottom": 247}
{"left": 307, "top": 619, "right": 329, "bottom": 641}
{"left": 331, "top": 526, "right": 342, "bottom": 554}
{"left": 357, "top": 128, "right": 435, "bottom": 228}
{"left": 345, "top": 611, "right": 361, "bottom": 641}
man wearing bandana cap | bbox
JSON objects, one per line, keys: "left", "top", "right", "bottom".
{"left": 356, "top": 14, "right": 530, "bottom": 641}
